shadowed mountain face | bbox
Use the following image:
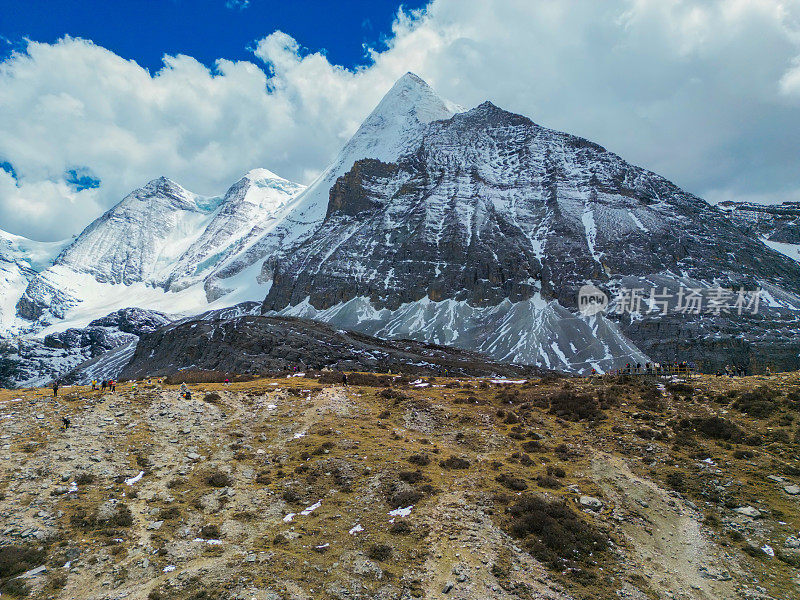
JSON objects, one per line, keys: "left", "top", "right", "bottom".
{"left": 120, "top": 311, "right": 544, "bottom": 380}
{"left": 262, "top": 94, "right": 800, "bottom": 373}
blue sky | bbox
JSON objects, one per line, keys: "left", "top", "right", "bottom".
{"left": 1, "top": 0, "right": 428, "bottom": 73}
{"left": 1, "top": 1, "right": 799, "bottom": 241}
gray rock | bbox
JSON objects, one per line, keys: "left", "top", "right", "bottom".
{"left": 733, "top": 506, "right": 761, "bottom": 518}
{"left": 579, "top": 495, "right": 604, "bottom": 511}
{"left": 699, "top": 566, "right": 732, "bottom": 581}
{"left": 19, "top": 565, "right": 47, "bottom": 578}
{"left": 783, "top": 484, "right": 800, "bottom": 495}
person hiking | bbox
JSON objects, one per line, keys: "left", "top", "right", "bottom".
{"left": 52, "top": 379, "right": 59, "bottom": 397}
{"left": 342, "top": 372, "right": 348, "bottom": 387}
{"left": 109, "top": 379, "right": 116, "bottom": 392}
{"left": 61, "top": 415, "right": 71, "bottom": 430}
{"left": 101, "top": 380, "right": 107, "bottom": 391}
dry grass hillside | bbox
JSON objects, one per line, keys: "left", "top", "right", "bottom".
{"left": 1, "top": 371, "right": 800, "bottom": 600}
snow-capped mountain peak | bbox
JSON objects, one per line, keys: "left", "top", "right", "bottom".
{"left": 342, "top": 71, "right": 463, "bottom": 165}
{"left": 52, "top": 176, "right": 217, "bottom": 286}
{"left": 364, "top": 72, "right": 461, "bottom": 131}
{"left": 5, "top": 167, "right": 305, "bottom": 338}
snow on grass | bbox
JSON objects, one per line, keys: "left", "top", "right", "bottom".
{"left": 388, "top": 505, "right": 413, "bottom": 517}
{"left": 348, "top": 524, "right": 364, "bottom": 535}
{"left": 283, "top": 513, "right": 296, "bottom": 522}
{"left": 124, "top": 471, "right": 144, "bottom": 486}
{"left": 163, "top": 565, "right": 176, "bottom": 573}
{"left": 301, "top": 500, "right": 322, "bottom": 516}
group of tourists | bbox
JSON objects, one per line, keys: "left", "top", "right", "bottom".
{"left": 719, "top": 364, "right": 748, "bottom": 377}
{"left": 90, "top": 379, "right": 116, "bottom": 391}
{"left": 598, "top": 361, "right": 693, "bottom": 377}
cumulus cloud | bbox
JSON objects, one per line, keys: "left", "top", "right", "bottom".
{"left": 1, "top": 0, "right": 799, "bottom": 241}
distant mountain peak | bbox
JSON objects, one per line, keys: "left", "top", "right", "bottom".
{"left": 366, "top": 72, "right": 459, "bottom": 128}
{"left": 244, "top": 168, "right": 283, "bottom": 182}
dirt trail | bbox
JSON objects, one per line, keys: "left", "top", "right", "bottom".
{"left": 271, "top": 385, "right": 353, "bottom": 447}
{"left": 420, "top": 487, "right": 572, "bottom": 600}
{"left": 591, "top": 453, "right": 738, "bottom": 600}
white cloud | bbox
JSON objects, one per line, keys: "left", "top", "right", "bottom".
{"left": 1, "top": 0, "right": 800, "bottom": 241}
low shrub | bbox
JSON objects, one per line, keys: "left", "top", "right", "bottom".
{"left": 206, "top": 471, "right": 234, "bottom": 488}
{"left": 389, "top": 521, "right": 411, "bottom": 534}
{"left": 535, "top": 475, "right": 561, "bottom": 489}
{"left": 388, "top": 489, "right": 423, "bottom": 509}
{"left": 666, "top": 382, "right": 694, "bottom": 395}
{"left": 733, "top": 387, "right": 779, "bottom": 418}
{"left": 399, "top": 471, "right": 423, "bottom": 484}
{"left": 439, "top": 456, "right": 470, "bottom": 470}
{"left": 347, "top": 372, "right": 393, "bottom": 387}
{"left": 75, "top": 473, "right": 95, "bottom": 485}
{"left": 548, "top": 392, "right": 604, "bottom": 421}
{"left": 506, "top": 495, "right": 607, "bottom": 571}
{"left": 521, "top": 440, "right": 544, "bottom": 453}
{"left": 680, "top": 416, "right": 744, "bottom": 442}
{"left": 200, "top": 524, "right": 220, "bottom": 539}
{"left": 496, "top": 473, "right": 528, "bottom": 491}
{"left": 0, "top": 544, "right": 46, "bottom": 578}
{"left": 406, "top": 453, "right": 430, "bottom": 466}
{"left": 318, "top": 371, "right": 345, "bottom": 385}
{"left": 367, "top": 544, "right": 393, "bottom": 561}
{"left": 282, "top": 489, "right": 301, "bottom": 504}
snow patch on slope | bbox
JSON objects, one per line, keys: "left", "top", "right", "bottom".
{"left": 274, "top": 294, "right": 647, "bottom": 373}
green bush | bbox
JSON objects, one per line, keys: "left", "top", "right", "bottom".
{"left": 367, "top": 544, "right": 393, "bottom": 561}
{"left": 496, "top": 473, "right": 528, "bottom": 491}
{"left": 548, "top": 391, "right": 604, "bottom": 421}
{"left": 439, "top": 456, "right": 470, "bottom": 470}
{"left": 733, "top": 387, "right": 779, "bottom": 418}
{"left": 0, "top": 544, "right": 46, "bottom": 578}
{"left": 506, "top": 495, "right": 607, "bottom": 571}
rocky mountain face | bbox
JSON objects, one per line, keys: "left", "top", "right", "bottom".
{"left": 0, "top": 308, "right": 171, "bottom": 388}
{"left": 4, "top": 72, "right": 800, "bottom": 382}
{"left": 719, "top": 200, "right": 800, "bottom": 244}
{"left": 262, "top": 78, "right": 800, "bottom": 373}
{"left": 120, "top": 310, "right": 541, "bottom": 380}
{"left": 163, "top": 169, "right": 306, "bottom": 300}
{"left": 0, "top": 230, "right": 69, "bottom": 335}
{"left": 717, "top": 200, "right": 800, "bottom": 265}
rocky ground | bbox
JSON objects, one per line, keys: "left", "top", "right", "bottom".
{"left": 1, "top": 371, "right": 800, "bottom": 599}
